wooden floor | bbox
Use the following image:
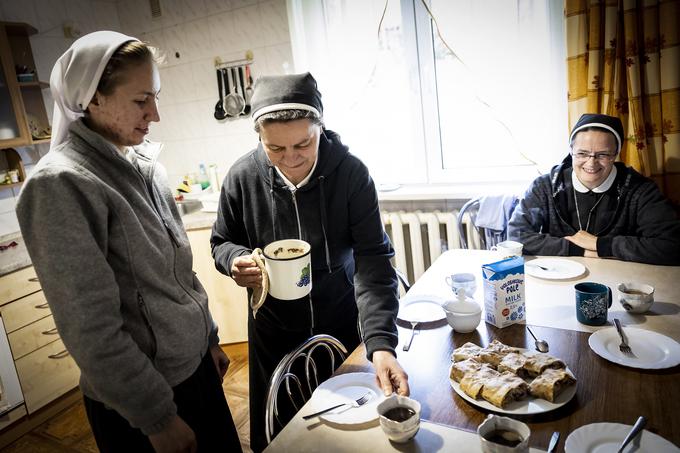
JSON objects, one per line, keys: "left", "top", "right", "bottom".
{"left": 0, "top": 343, "right": 251, "bottom": 453}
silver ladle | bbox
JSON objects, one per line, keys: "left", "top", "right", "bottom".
{"left": 527, "top": 326, "right": 549, "bottom": 353}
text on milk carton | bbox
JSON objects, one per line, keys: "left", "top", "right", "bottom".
{"left": 482, "top": 256, "right": 526, "bottom": 328}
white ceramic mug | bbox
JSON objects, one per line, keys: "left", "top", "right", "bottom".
{"left": 262, "top": 239, "right": 312, "bottom": 300}
{"left": 490, "top": 240, "right": 523, "bottom": 258}
{"left": 445, "top": 273, "right": 477, "bottom": 297}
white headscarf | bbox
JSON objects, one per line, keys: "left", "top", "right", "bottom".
{"left": 49, "top": 31, "right": 139, "bottom": 151}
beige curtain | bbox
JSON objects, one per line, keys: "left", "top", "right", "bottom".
{"left": 565, "top": 0, "right": 680, "bottom": 209}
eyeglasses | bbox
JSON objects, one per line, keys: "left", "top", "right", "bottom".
{"left": 571, "top": 151, "right": 616, "bottom": 162}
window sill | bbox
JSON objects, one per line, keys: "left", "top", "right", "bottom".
{"left": 377, "top": 181, "right": 529, "bottom": 202}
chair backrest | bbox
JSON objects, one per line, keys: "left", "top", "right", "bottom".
{"left": 265, "top": 334, "right": 348, "bottom": 444}
{"left": 457, "top": 198, "right": 483, "bottom": 249}
{"left": 457, "top": 196, "right": 518, "bottom": 250}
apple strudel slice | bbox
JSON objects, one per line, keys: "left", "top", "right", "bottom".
{"left": 523, "top": 353, "right": 565, "bottom": 377}
{"left": 497, "top": 352, "right": 530, "bottom": 378}
{"left": 459, "top": 367, "right": 501, "bottom": 399}
{"left": 529, "top": 368, "right": 576, "bottom": 402}
{"left": 451, "top": 342, "right": 483, "bottom": 362}
{"left": 450, "top": 358, "right": 485, "bottom": 382}
{"left": 480, "top": 371, "right": 530, "bottom": 408}
{"left": 478, "top": 339, "right": 522, "bottom": 367}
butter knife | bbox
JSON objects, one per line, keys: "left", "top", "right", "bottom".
{"left": 547, "top": 431, "right": 560, "bottom": 453}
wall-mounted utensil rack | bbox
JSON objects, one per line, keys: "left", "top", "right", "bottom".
{"left": 213, "top": 56, "right": 255, "bottom": 121}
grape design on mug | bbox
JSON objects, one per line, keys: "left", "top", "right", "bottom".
{"left": 296, "top": 263, "right": 311, "bottom": 287}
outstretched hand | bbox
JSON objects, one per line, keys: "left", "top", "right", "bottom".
{"left": 371, "top": 350, "right": 410, "bottom": 396}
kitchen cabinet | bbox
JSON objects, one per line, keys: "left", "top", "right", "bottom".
{"left": 0, "top": 22, "right": 50, "bottom": 148}
{"left": 0, "top": 266, "right": 79, "bottom": 424}
{"left": 187, "top": 228, "right": 248, "bottom": 344}
{"left": 0, "top": 21, "right": 51, "bottom": 190}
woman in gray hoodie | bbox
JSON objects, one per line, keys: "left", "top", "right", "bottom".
{"left": 17, "top": 31, "right": 241, "bottom": 452}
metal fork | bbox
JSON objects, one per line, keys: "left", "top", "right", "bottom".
{"left": 403, "top": 321, "right": 419, "bottom": 351}
{"left": 302, "top": 391, "right": 372, "bottom": 420}
{"left": 614, "top": 318, "right": 632, "bottom": 355}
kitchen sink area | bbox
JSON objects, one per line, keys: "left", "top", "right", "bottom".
{"left": 176, "top": 198, "right": 203, "bottom": 216}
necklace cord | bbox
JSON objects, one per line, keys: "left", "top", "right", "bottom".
{"left": 574, "top": 187, "right": 606, "bottom": 232}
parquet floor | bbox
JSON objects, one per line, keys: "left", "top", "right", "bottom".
{"left": 0, "top": 342, "right": 251, "bottom": 452}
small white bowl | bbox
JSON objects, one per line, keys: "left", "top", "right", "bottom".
{"left": 377, "top": 395, "right": 421, "bottom": 443}
{"left": 477, "top": 414, "right": 530, "bottom": 453}
{"left": 617, "top": 282, "right": 654, "bottom": 313}
{"left": 443, "top": 306, "right": 482, "bottom": 333}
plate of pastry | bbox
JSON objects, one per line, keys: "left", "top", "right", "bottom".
{"left": 448, "top": 340, "right": 577, "bottom": 415}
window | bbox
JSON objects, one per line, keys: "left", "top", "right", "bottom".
{"left": 288, "top": 0, "right": 567, "bottom": 187}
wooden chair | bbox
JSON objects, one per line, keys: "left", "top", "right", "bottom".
{"left": 264, "top": 334, "right": 348, "bottom": 444}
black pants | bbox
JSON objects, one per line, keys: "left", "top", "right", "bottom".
{"left": 248, "top": 313, "right": 361, "bottom": 453}
{"left": 84, "top": 350, "right": 242, "bottom": 452}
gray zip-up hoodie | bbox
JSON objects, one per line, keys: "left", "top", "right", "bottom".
{"left": 210, "top": 129, "right": 399, "bottom": 358}
{"left": 16, "top": 119, "right": 217, "bottom": 435}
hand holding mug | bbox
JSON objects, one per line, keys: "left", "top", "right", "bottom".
{"left": 230, "top": 255, "right": 263, "bottom": 288}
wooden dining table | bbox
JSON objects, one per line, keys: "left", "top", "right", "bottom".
{"left": 265, "top": 250, "right": 680, "bottom": 452}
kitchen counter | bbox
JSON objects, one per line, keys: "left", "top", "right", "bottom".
{"left": 0, "top": 232, "right": 31, "bottom": 277}
{"left": 182, "top": 210, "right": 217, "bottom": 231}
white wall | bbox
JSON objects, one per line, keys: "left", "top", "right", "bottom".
{"left": 0, "top": 0, "right": 293, "bottom": 235}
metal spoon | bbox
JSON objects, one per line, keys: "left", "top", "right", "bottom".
{"left": 403, "top": 321, "right": 419, "bottom": 351}
{"left": 617, "top": 416, "right": 647, "bottom": 453}
{"left": 526, "top": 326, "right": 549, "bottom": 353}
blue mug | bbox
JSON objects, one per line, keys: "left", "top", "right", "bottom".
{"left": 575, "top": 282, "right": 612, "bottom": 326}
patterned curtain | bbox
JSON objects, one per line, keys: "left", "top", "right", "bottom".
{"left": 564, "top": 0, "right": 680, "bottom": 209}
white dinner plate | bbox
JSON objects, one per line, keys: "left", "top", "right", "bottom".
{"left": 565, "top": 422, "right": 680, "bottom": 452}
{"left": 448, "top": 350, "right": 577, "bottom": 415}
{"left": 397, "top": 294, "right": 446, "bottom": 324}
{"left": 307, "top": 372, "right": 384, "bottom": 425}
{"left": 588, "top": 327, "right": 680, "bottom": 369}
{"left": 525, "top": 258, "right": 586, "bottom": 280}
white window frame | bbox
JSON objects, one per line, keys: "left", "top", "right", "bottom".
{"left": 287, "top": 0, "right": 566, "bottom": 191}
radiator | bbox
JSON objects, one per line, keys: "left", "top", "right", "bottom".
{"left": 382, "top": 210, "right": 481, "bottom": 287}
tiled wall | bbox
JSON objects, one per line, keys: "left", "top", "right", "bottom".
{"left": 0, "top": 0, "right": 292, "bottom": 236}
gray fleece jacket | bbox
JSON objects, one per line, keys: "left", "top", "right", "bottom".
{"left": 16, "top": 119, "right": 217, "bottom": 435}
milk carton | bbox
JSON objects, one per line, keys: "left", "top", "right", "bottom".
{"left": 482, "top": 256, "right": 525, "bottom": 328}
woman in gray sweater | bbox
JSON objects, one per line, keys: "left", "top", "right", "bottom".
{"left": 17, "top": 31, "right": 241, "bottom": 452}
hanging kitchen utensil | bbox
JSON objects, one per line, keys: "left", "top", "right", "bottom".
{"left": 234, "top": 66, "right": 246, "bottom": 116}
{"left": 224, "top": 68, "right": 243, "bottom": 116}
{"left": 213, "top": 69, "right": 227, "bottom": 120}
{"left": 245, "top": 64, "right": 254, "bottom": 105}
{"left": 241, "top": 65, "right": 251, "bottom": 114}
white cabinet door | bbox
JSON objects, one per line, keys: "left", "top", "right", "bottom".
{"left": 187, "top": 229, "right": 248, "bottom": 344}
